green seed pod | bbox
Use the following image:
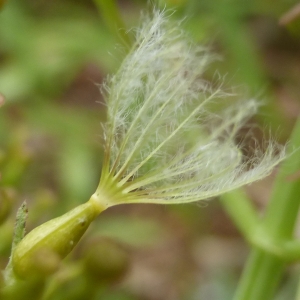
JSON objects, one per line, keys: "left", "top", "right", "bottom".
{"left": 12, "top": 197, "right": 105, "bottom": 279}
{"left": 28, "top": 247, "right": 61, "bottom": 277}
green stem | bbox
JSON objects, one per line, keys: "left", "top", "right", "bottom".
{"left": 264, "top": 146, "right": 300, "bottom": 239}
{"left": 93, "top": 0, "right": 133, "bottom": 51}
{"left": 220, "top": 189, "right": 259, "bottom": 241}
{"left": 280, "top": 240, "right": 300, "bottom": 261}
{"left": 234, "top": 249, "right": 285, "bottom": 300}
{"left": 233, "top": 117, "right": 300, "bottom": 300}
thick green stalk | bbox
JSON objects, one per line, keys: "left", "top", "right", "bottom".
{"left": 233, "top": 117, "right": 300, "bottom": 300}
{"left": 234, "top": 249, "right": 285, "bottom": 300}
{"left": 264, "top": 135, "right": 300, "bottom": 239}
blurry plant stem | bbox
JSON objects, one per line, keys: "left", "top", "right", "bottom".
{"left": 220, "top": 189, "right": 259, "bottom": 241}
{"left": 221, "top": 117, "right": 300, "bottom": 300}
{"left": 93, "top": 0, "right": 133, "bottom": 51}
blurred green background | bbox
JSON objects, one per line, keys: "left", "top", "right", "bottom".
{"left": 0, "top": 0, "right": 300, "bottom": 299}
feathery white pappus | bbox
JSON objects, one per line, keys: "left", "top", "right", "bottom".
{"left": 96, "top": 10, "right": 285, "bottom": 206}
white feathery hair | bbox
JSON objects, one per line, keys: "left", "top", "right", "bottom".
{"left": 97, "top": 10, "right": 285, "bottom": 206}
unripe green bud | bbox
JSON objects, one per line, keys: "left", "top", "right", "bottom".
{"left": 12, "top": 197, "right": 105, "bottom": 279}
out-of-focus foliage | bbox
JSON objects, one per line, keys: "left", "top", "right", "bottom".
{"left": 0, "top": 0, "right": 300, "bottom": 299}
